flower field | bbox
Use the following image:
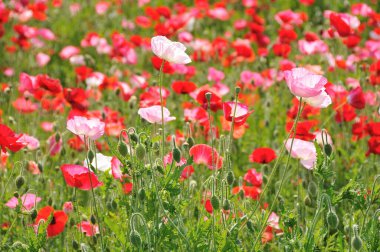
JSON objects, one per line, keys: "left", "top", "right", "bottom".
{"left": 0, "top": 0, "right": 379, "bottom": 251}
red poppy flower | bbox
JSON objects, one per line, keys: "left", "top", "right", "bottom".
{"left": 61, "top": 164, "right": 103, "bottom": 191}
{"left": 0, "top": 124, "right": 25, "bottom": 152}
{"left": 286, "top": 120, "right": 317, "bottom": 141}
{"left": 172, "top": 81, "right": 197, "bottom": 94}
{"left": 64, "top": 88, "right": 89, "bottom": 111}
{"left": 223, "top": 102, "right": 253, "bottom": 127}
{"left": 189, "top": 144, "right": 223, "bottom": 170}
{"left": 244, "top": 169, "right": 263, "bottom": 187}
{"left": 77, "top": 221, "right": 99, "bottom": 237}
{"left": 367, "top": 122, "right": 380, "bottom": 136}
{"left": 151, "top": 56, "right": 175, "bottom": 74}
{"left": 352, "top": 117, "right": 367, "bottom": 140}
{"left": 35, "top": 206, "right": 68, "bottom": 237}
{"left": 204, "top": 199, "right": 213, "bottom": 213}
{"left": 12, "top": 97, "right": 38, "bottom": 114}
{"left": 249, "top": 148, "right": 276, "bottom": 164}
{"left": 123, "top": 183, "right": 133, "bottom": 194}
{"left": 232, "top": 185, "right": 261, "bottom": 200}
{"left": 329, "top": 13, "right": 351, "bottom": 37}
{"left": 347, "top": 87, "right": 365, "bottom": 110}
{"left": 36, "top": 74, "right": 62, "bottom": 94}
{"left": 196, "top": 89, "right": 222, "bottom": 112}
{"left": 272, "top": 43, "right": 291, "bottom": 58}
{"left": 366, "top": 136, "right": 380, "bottom": 156}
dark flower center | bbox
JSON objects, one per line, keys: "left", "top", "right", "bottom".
{"left": 50, "top": 216, "right": 56, "bottom": 225}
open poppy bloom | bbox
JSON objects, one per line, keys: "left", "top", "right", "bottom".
{"left": 35, "top": 206, "right": 68, "bottom": 237}
{"left": 5, "top": 193, "right": 41, "bottom": 211}
{"left": 196, "top": 89, "right": 223, "bottom": 112}
{"left": 0, "top": 124, "right": 25, "bottom": 152}
{"left": 249, "top": 148, "right": 276, "bottom": 164}
{"left": 244, "top": 169, "right": 263, "bottom": 187}
{"left": 77, "top": 221, "right": 99, "bottom": 237}
{"left": 151, "top": 36, "right": 191, "bottom": 64}
{"left": 61, "top": 164, "right": 103, "bottom": 190}
{"left": 222, "top": 102, "right": 253, "bottom": 126}
{"left": 189, "top": 144, "right": 223, "bottom": 169}
{"left": 138, "top": 105, "right": 176, "bottom": 124}
{"left": 66, "top": 116, "right": 105, "bottom": 141}
{"left": 171, "top": 80, "right": 197, "bottom": 94}
{"left": 347, "top": 87, "right": 365, "bottom": 110}
{"left": 285, "top": 138, "right": 316, "bottom": 169}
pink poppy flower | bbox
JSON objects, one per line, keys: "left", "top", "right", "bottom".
{"left": 95, "top": 2, "right": 110, "bottom": 15}
{"left": 285, "top": 138, "right": 316, "bottom": 170}
{"left": 207, "top": 67, "right": 225, "bottom": 83}
{"left": 77, "top": 221, "right": 99, "bottom": 237}
{"left": 18, "top": 134, "right": 40, "bottom": 150}
{"left": 59, "top": 46, "right": 80, "bottom": 60}
{"left": 151, "top": 36, "right": 191, "bottom": 64}
{"left": 244, "top": 169, "right": 263, "bottom": 187}
{"left": 189, "top": 144, "right": 223, "bottom": 170}
{"left": 63, "top": 201, "right": 74, "bottom": 214}
{"left": 284, "top": 67, "right": 327, "bottom": 98}
{"left": 222, "top": 102, "right": 253, "bottom": 126}
{"left": 302, "top": 91, "right": 332, "bottom": 108}
{"left": 36, "top": 52, "right": 50, "bottom": 67}
{"left": 61, "top": 164, "right": 103, "bottom": 190}
{"left": 66, "top": 116, "right": 105, "bottom": 141}
{"left": 47, "top": 134, "right": 62, "bottom": 156}
{"left": 111, "top": 157, "right": 123, "bottom": 181}
{"left": 5, "top": 193, "right": 41, "bottom": 210}
{"left": 137, "top": 105, "right": 176, "bottom": 124}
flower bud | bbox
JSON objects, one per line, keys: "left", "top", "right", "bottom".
{"left": 247, "top": 220, "right": 255, "bottom": 232}
{"left": 222, "top": 199, "right": 231, "bottom": 211}
{"left": 138, "top": 188, "right": 146, "bottom": 201}
{"left": 31, "top": 209, "right": 37, "bottom": 220}
{"left": 13, "top": 192, "right": 19, "bottom": 198}
{"left": 326, "top": 210, "right": 339, "bottom": 229}
{"left": 135, "top": 143, "right": 146, "bottom": 160}
{"left": 87, "top": 150, "right": 95, "bottom": 163}
{"left": 155, "top": 165, "right": 165, "bottom": 175}
{"left": 186, "top": 137, "right": 195, "bottom": 148}
{"left": 15, "top": 176, "right": 25, "bottom": 189}
{"left": 130, "top": 133, "right": 139, "bottom": 143}
{"left": 211, "top": 195, "right": 220, "bottom": 210}
{"left": 307, "top": 181, "right": 318, "bottom": 198}
{"left": 72, "top": 240, "right": 79, "bottom": 250}
{"left": 118, "top": 141, "right": 128, "bottom": 156}
{"left": 227, "top": 171, "right": 234, "bottom": 185}
{"left": 324, "top": 144, "right": 332, "bottom": 156}
{"left": 205, "top": 92, "right": 212, "bottom": 101}
{"left": 173, "top": 148, "right": 181, "bottom": 163}
{"left": 130, "top": 230, "right": 142, "bottom": 247}
{"left": 90, "top": 215, "right": 96, "bottom": 224}
{"left": 193, "top": 206, "right": 199, "bottom": 219}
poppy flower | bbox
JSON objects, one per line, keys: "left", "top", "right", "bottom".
{"left": 196, "top": 89, "right": 223, "bottom": 112}
{"left": 35, "top": 206, "right": 68, "bottom": 237}
{"left": 0, "top": 124, "right": 25, "bottom": 152}
{"left": 329, "top": 13, "right": 351, "bottom": 37}
{"left": 366, "top": 137, "right": 380, "bottom": 156}
{"left": 5, "top": 193, "right": 41, "bottom": 211}
{"left": 12, "top": 97, "right": 38, "bottom": 114}
{"left": 61, "top": 164, "right": 103, "bottom": 190}
{"left": 64, "top": 88, "right": 89, "bottom": 111}
{"left": 151, "top": 56, "right": 175, "bottom": 74}
{"left": 222, "top": 102, "right": 253, "bottom": 127}
{"left": 232, "top": 185, "right": 261, "bottom": 200}
{"left": 249, "top": 148, "right": 276, "bottom": 164}
{"left": 286, "top": 121, "right": 316, "bottom": 141}
{"left": 84, "top": 153, "right": 112, "bottom": 172}
{"left": 347, "top": 87, "right": 365, "bottom": 110}
{"left": 66, "top": 116, "right": 105, "bottom": 141}
{"left": 367, "top": 122, "right": 380, "bottom": 136}
{"left": 284, "top": 67, "right": 327, "bottom": 98}
{"left": 189, "top": 144, "right": 223, "bottom": 170}
{"left": 172, "top": 81, "right": 197, "bottom": 94}
{"left": 138, "top": 105, "right": 176, "bottom": 124}
{"left": 244, "top": 169, "right": 263, "bottom": 187}
{"left": 285, "top": 138, "right": 316, "bottom": 169}
{"left": 151, "top": 36, "right": 191, "bottom": 64}
{"left": 36, "top": 74, "right": 62, "bottom": 94}
{"left": 77, "top": 221, "right": 99, "bottom": 237}
{"left": 123, "top": 183, "right": 133, "bottom": 194}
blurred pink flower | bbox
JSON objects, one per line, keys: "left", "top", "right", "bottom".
{"left": 208, "top": 67, "right": 225, "bottom": 83}
{"left": 151, "top": 36, "right": 191, "bottom": 64}
{"left": 63, "top": 201, "right": 74, "bottom": 214}
{"left": 18, "top": 134, "right": 40, "bottom": 150}
{"left": 66, "top": 116, "right": 105, "bottom": 141}
{"left": 36, "top": 52, "right": 50, "bottom": 67}
{"left": 285, "top": 138, "right": 316, "bottom": 169}
{"left": 77, "top": 221, "right": 99, "bottom": 237}
{"left": 5, "top": 193, "right": 41, "bottom": 211}
{"left": 138, "top": 105, "right": 176, "bottom": 124}
{"left": 59, "top": 46, "right": 80, "bottom": 60}
{"left": 47, "top": 134, "right": 62, "bottom": 156}
{"left": 284, "top": 67, "right": 327, "bottom": 98}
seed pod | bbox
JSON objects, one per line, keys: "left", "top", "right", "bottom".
{"left": 14, "top": 192, "right": 19, "bottom": 198}
{"left": 15, "top": 176, "right": 25, "bottom": 189}
{"left": 193, "top": 206, "right": 199, "bottom": 219}
{"left": 326, "top": 210, "right": 339, "bottom": 229}
{"left": 222, "top": 199, "right": 231, "bottom": 211}
{"left": 227, "top": 171, "right": 234, "bottom": 185}
{"left": 211, "top": 195, "right": 220, "bottom": 210}
{"left": 205, "top": 92, "right": 212, "bottom": 101}
{"left": 324, "top": 144, "right": 333, "bottom": 156}
{"left": 173, "top": 148, "right": 181, "bottom": 163}
{"left": 155, "top": 165, "right": 165, "bottom": 175}
{"left": 90, "top": 215, "right": 96, "bottom": 224}
{"left": 135, "top": 144, "right": 146, "bottom": 160}
{"left": 37, "top": 163, "right": 43, "bottom": 173}
{"left": 138, "top": 188, "right": 146, "bottom": 201}
{"left": 130, "top": 230, "right": 142, "bottom": 247}
{"left": 118, "top": 141, "right": 128, "bottom": 156}
{"left": 239, "top": 189, "right": 245, "bottom": 200}
{"left": 304, "top": 195, "right": 313, "bottom": 207}
{"left": 55, "top": 133, "right": 60, "bottom": 142}
{"left": 87, "top": 150, "right": 95, "bottom": 163}
{"left": 307, "top": 181, "right": 318, "bottom": 198}
{"left": 111, "top": 199, "right": 118, "bottom": 210}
